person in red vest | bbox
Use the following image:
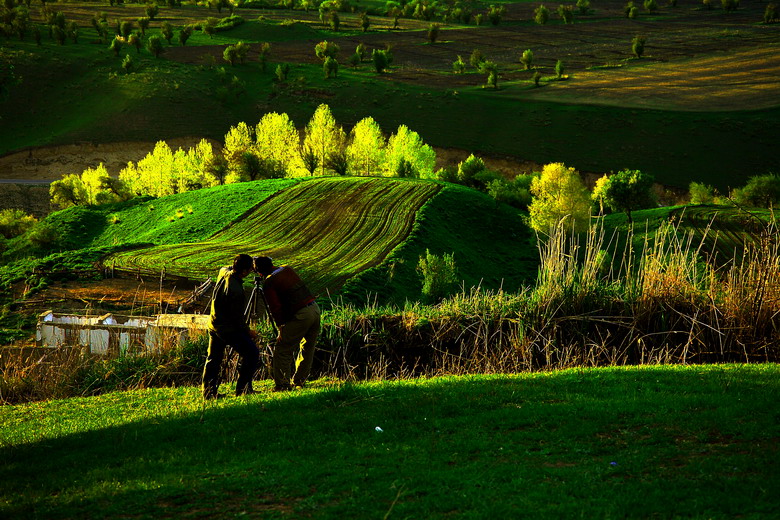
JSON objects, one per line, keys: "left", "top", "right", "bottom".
{"left": 253, "top": 256, "right": 321, "bottom": 391}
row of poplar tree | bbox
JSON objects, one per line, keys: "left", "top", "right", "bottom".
{"left": 50, "top": 104, "right": 438, "bottom": 207}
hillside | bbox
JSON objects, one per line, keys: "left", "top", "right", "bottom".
{"left": 4, "top": 177, "right": 538, "bottom": 306}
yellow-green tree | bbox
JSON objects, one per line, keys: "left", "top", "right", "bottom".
{"left": 346, "top": 117, "right": 386, "bottom": 176}
{"left": 50, "top": 174, "right": 88, "bottom": 208}
{"left": 591, "top": 174, "right": 610, "bottom": 215}
{"left": 528, "top": 162, "right": 591, "bottom": 232}
{"left": 182, "top": 139, "right": 222, "bottom": 190}
{"left": 120, "top": 141, "right": 177, "bottom": 196}
{"left": 223, "top": 122, "right": 255, "bottom": 182}
{"left": 255, "top": 112, "right": 304, "bottom": 176}
{"left": 51, "top": 163, "right": 127, "bottom": 207}
{"left": 303, "top": 104, "right": 345, "bottom": 176}
{"left": 384, "top": 125, "right": 436, "bottom": 178}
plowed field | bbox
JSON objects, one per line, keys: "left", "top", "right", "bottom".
{"left": 106, "top": 177, "right": 441, "bottom": 295}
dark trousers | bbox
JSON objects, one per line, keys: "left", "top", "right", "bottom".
{"left": 202, "top": 329, "right": 259, "bottom": 397}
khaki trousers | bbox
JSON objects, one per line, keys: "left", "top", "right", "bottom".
{"left": 273, "top": 302, "right": 321, "bottom": 388}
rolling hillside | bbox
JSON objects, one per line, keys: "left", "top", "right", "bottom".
{"left": 43, "top": 176, "right": 539, "bottom": 302}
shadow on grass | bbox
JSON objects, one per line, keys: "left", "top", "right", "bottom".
{"left": 2, "top": 365, "right": 779, "bottom": 519}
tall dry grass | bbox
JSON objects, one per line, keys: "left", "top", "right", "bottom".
{"left": 314, "top": 217, "right": 779, "bottom": 379}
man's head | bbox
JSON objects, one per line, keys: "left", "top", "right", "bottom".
{"left": 253, "top": 256, "right": 274, "bottom": 277}
{"left": 232, "top": 254, "right": 254, "bottom": 278}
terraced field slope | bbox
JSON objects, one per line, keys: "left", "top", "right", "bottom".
{"left": 107, "top": 177, "right": 441, "bottom": 295}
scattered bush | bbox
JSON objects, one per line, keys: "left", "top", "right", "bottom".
{"left": 469, "top": 49, "right": 485, "bottom": 69}
{"left": 732, "top": 173, "right": 780, "bottom": 208}
{"left": 427, "top": 22, "right": 439, "bottom": 43}
{"left": 372, "top": 48, "right": 392, "bottom": 73}
{"left": 452, "top": 55, "right": 466, "bottom": 74}
{"left": 689, "top": 182, "right": 716, "bottom": 204}
{"left": 323, "top": 56, "right": 339, "bottom": 78}
{"left": 557, "top": 4, "right": 574, "bottom": 23}
{"left": 487, "top": 4, "right": 506, "bottom": 25}
{"left": 315, "top": 39, "right": 340, "bottom": 60}
{"left": 0, "top": 209, "right": 38, "bottom": 239}
{"left": 555, "top": 59, "right": 565, "bottom": 79}
{"left": 520, "top": 48, "right": 534, "bottom": 70}
{"left": 764, "top": 3, "right": 777, "bottom": 22}
{"left": 632, "top": 35, "right": 646, "bottom": 58}
{"left": 417, "top": 249, "right": 458, "bottom": 303}
{"left": 534, "top": 4, "right": 549, "bottom": 24}
{"left": 147, "top": 35, "right": 164, "bottom": 58}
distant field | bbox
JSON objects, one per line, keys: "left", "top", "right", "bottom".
{"left": 522, "top": 45, "right": 780, "bottom": 112}
{"left": 1, "top": 0, "right": 778, "bottom": 191}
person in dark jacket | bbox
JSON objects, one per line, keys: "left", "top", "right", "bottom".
{"left": 253, "top": 256, "right": 321, "bottom": 391}
{"left": 202, "top": 253, "right": 259, "bottom": 399}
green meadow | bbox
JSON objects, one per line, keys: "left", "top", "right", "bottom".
{"left": 2, "top": 365, "right": 778, "bottom": 519}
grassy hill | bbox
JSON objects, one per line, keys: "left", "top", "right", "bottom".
{"left": 3, "top": 177, "right": 538, "bottom": 304}
{"left": 2, "top": 365, "right": 778, "bottom": 519}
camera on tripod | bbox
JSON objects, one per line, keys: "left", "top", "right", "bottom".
{"left": 245, "top": 274, "right": 276, "bottom": 334}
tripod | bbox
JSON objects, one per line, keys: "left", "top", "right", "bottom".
{"left": 245, "top": 275, "right": 277, "bottom": 336}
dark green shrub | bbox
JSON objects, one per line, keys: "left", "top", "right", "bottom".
{"left": 469, "top": 49, "right": 485, "bottom": 69}
{"left": 534, "top": 4, "right": 549, "bottom": 24}
{"left": 178, "top": 25, "right": 192, "bottom": 45}
{"left": 452, "top": 55, "right": 466, "bottom": 74}
{"left": 0, "top": 209, "right": 37, "bottom": 239}
{"left": 557, "top": 4, "right": 574, "bottom": 23}
{"left": 688, "top": 182, "right": 715, "bottom": 204}
{"left": 520, "top": 48, "right": 533, "bottom": 69}
{"left": 732, "top": 174, "right": 780, "bottom": 208}
{"left": 487, "top": 4, "right": 506, "bottom": 25}
{"left": 632, "top": 35, "right": 646, "bottom": 57}
{"left": 323, "top": 56, "right": 339, "bottom": 78}
{"left": 161, "top": 21, "right": 173, "bottom": 43}
{"left": 427, "top": 22, "right": 439, "bottom": 43}
{"left": 275, "top": 63, "right": 290, "bottom": 81}
{"left": 372, "top": 48, "right": 392, "bottom": 73}
{"left": 147, "top": 34, "right": 164, "bottom": 58}
{"left": 145, "top": 4, "right": 158, "bottom": 20}
{"left": 417, "top": 249, "right": 458, "bottom": 303}
{"left": 764, "top": 3, "right": 777, "bottom": 22}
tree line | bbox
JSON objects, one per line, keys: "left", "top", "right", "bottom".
{"left": 49, "top": 104, "right": 437, "bottom": 206}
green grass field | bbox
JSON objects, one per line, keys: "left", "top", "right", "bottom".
{"left": 1, "top": 364, "right": 777, "bottom": 519}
